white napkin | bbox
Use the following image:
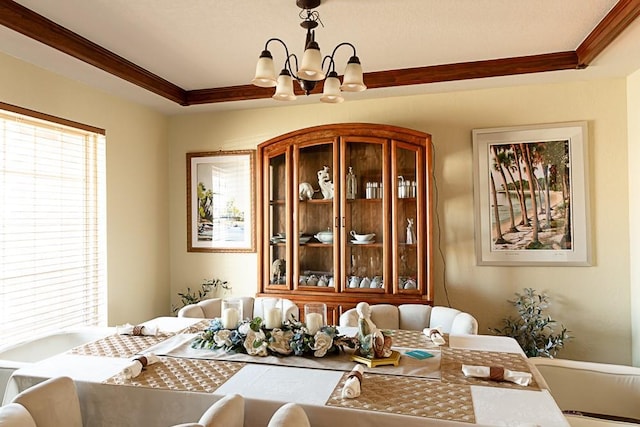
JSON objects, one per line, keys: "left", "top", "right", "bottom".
{"left": 461, "top": 364, "right": 532, "bottom": 386}
{"left": 117, "top": 323, "right": 158, "bottom": 336}
{"left": 341, "top": 364, "right": 364, "bottom": 399}
{"left": 119, "top": 353, "right": 161, "bottom": 379}
{"left": 423, "top": 326, "right": 445, "bottom": 346}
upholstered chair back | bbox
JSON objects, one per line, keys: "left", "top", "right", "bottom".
{"left": 529, "top": 357, "right": 640, "bottom": 422}
{"left": 11, "top": 376, "right": 82, "bottom": 427}
{"left": 253, "top": 297, "right": 300, "bottom": 322}
{"left": 0, "top": 402, "right": 36, "bottom": 427}
{"left": 170, "top": 394, "right": 244, "bottom": 427}
{"left": 398, "top": 304, "right": 432, "bottom": 330}
{"left": 177, "top": 298, "right": 222, "bottom": 318}
{"left": 178, "top": 296, "right": 299, "bottom": 322}
{"left": 339, "top": 303, "right": 478, "bottom": 335}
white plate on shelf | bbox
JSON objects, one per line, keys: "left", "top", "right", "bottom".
{"left": 351, "top": 240, "right": 375, "bottom": 244}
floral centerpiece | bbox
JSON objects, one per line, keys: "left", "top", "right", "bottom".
{"left": 191, "top": 316, "right": 356, "bottom": 358}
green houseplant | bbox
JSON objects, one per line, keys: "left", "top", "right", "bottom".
{"left": 490, "top": 288, "right": 570, "bottom": 358}
{"left": 172, "top": 278, "right": 231, "bottom": 315}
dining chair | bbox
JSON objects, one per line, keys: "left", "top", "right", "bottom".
{"left": 0, "top": 402, "right": 36, "bottom": 427}
{"left": 170, "top": 394, "right": 244, "bottom": 427}
{"left": 339, "top": 303, "right": 478, "bottom": 334}
{"left": 178, "top": 296, "right": 299, "bottom": 322}
{"left": 11, "top": 376, "right": 82, "bottom": 427}
{"left": 267, "top": 402, "right": 311, "bottom": 427}
{"left": 529, "top": 357, "right": 640, "bottom": 426}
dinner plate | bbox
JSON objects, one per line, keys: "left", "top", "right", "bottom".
{"left": 351, "top": 239, "right": 374, "bottom": 244}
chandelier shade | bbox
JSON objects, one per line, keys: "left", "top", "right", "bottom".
{"left": 251, "top": 0, "right": 365, "bottom": 103}
{"left": 251, "top": 50, "right": 277, "bottom": 88}
{"left": 320, "top": 71, "right": 344, "bottom": 103}
{"left": 273, "top": 69, "right": 297, "bottom": 101}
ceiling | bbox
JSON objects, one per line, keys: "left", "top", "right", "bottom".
{"left": 1, "top": 0, "right": 640, "bottom": 115}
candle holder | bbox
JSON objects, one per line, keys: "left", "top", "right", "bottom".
{"left": 262, "top": 297, "right": 283, "bottom": 329}
{"left": 221, "top": 299, "right": 243, "bottom": 329}
{"left": 304, "top": 303, "right": 327, "bottom": 335}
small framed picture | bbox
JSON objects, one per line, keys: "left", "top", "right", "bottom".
{"left": 187, "top": 150, "right": 256, "bottom": 252}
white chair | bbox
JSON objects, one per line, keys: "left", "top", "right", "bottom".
{"left": 171, "top": 394, "right": 244, "bottom": 427}
{"left": 178, "top": 296, "right": 299, "bottom": 322}
{"left": 267, "top": 402, "right": 310, "bottom": 427}
{"left": 529, "top": 357, "right": 640, "bottom": 426}
{"left": 10, "top": 376, "right": 82, "bottom": 427}
{"left": 0, "top": 403, "right": 36, "bottom": 427}
{"left": 339, "top": 303, "right": 478, "bottom": 334}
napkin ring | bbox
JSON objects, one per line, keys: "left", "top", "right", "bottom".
{"left": 134, "top": 356, "right": 149, "bottom": 367}
{"left": 348, "top": 371, "right": 363, "bottom": 383}
{"left": 132, "top": 325, "right": 144, "bottom": 336}
{"left": 489, "top": 366, "right": 505, "bottom": 381}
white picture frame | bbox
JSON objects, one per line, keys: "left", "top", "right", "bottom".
{"left": 472, "top": 121, "right": 591, "bottom": 266}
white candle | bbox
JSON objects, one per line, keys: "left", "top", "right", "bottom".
{"left": 221, "top": 307, "right": 239, "bottom": 329}
{"left": 305, "top": 312, "right": 323, "bottom": 335}
{"left": 264, "top": 307, "right": 282, "bottom": 329}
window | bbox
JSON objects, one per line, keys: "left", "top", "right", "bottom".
{"left": 0, "top": 103, "right": 106, "bottom": 348}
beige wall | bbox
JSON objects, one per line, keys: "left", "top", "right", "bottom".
{"left": 628, "top": 69, "right": 640, "bottom": 366}
{"left": 169, "top": 79, "right": 632, "bottom": 364}
{"left": 0, "top": 52, "right": 170, "bottom": 326}
{"left": 1, "top": 50, "right": 634, "bottom": 364}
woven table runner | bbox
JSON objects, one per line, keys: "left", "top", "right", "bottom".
{"left": 176, "top": 319, "right": 211, "bottom": 334}
{"left": 326, "top": 371, "right": 475, "bottom": 423}
{"left": 440, "top": 347, "right": 540, "bottom": 390}
{"left": 69, "top": 333, "right": 173, "bottom": 358}
{"left": 103, "top": 356, "right": 246, "bottom": 393}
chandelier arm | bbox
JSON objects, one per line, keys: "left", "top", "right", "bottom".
{"left": 264, "top": 38, "right": 299, "bottom": 77}
{"left": 327, "top": 42, "right": 358, "bottom": 63}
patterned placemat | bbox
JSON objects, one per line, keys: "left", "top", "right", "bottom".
{"left": 440, "top": 347, "right": 540, "bottom": 390}
{"left": 326, "top": 371, "right": 475, "bottom": 423}
{"left": 68, "top": 333, "right": 173, "bottom": 358}
{"left": 103, "top": 356, "right": 246, "bottom": 393}
{"left": 389, "top": 329, "right": 447, "bottom": 348}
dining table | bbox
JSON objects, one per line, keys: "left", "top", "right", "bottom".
{"left": 3, "top": 316, "right": 569, "bottom": 427}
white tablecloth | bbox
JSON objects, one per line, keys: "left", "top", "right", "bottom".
{"left": 3, "top": 317, "right": 568, "bottom": 427}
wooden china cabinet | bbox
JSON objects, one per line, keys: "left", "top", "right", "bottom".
{"left": 256, "top": 123, "right": 433, "bottom": 325}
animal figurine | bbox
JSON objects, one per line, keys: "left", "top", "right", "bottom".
{"left": 271, "top": 258, "right": 285, "bottom": 284}
{"left": 317, "top": 166, "right": 334, "bottom": 200}
{"left": 298, "top": 182, "right": 315, "bottom": 201}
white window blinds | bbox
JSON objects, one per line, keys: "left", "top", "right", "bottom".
{"left": 0, "top": 105, "right": 107, "bottom": 348}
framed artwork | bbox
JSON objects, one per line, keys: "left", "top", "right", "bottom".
{"left": 472, "top": 121, "right": 591, "bottom": 266}
{"left": 187, "top": 150, "right": 256, "bottom": 252}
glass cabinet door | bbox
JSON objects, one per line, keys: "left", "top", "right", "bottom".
{"left": 294, "top": 139, "right": 338, "bottom": 291}
{"left": 392, "top": 141, "right": 424, "bottom": 294}
{"left": 340, "top": 137, "right": 388, "bottom": 293}
{"left": 265, "top": 149, "right": 289, "bottom": 289}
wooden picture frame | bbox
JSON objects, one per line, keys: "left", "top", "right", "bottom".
{"left": 187, "top": 150, "right": 256, "bottom": 252}
{"left": 472, "top": 121, "right": 591, "bottom": 266}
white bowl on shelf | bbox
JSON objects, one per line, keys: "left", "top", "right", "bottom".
{"left": 350, "top": 231, "right": 375, "bottom": 242}
{"left": 314, "top": 230, "right": 334, "bottom": 244}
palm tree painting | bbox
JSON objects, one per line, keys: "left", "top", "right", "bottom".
{"left": 488, "top": 140, "right": 571, "bottom": 251}
{"left": 188, "top": 150, "right": 255, "bottom": 253}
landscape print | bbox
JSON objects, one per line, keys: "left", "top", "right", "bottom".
{"left": 487, "top": 140, "right": 572, "bottom": 251}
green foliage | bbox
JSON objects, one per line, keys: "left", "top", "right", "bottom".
{"left": 490, "top": 288, "right": 570, "bottom": 358}
{"left": 171, "top": 278, "right": 231, "bottom": 314}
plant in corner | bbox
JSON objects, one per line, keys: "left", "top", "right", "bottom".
{"left": 490, "top": 287, "right": 570, "bottom": 358}
{"left": 171, "top": 278, "right": 231, "bottom": 315}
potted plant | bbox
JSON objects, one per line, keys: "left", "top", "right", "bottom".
{"left": 490, "top": 287, "right": 570, "bottom": 358}
{"left": 172, "top": 278, "right": 231, "bottom": 315}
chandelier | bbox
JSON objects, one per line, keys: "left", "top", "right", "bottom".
{"left": 251, "top": 0, "right": 366, "bottom": 103}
